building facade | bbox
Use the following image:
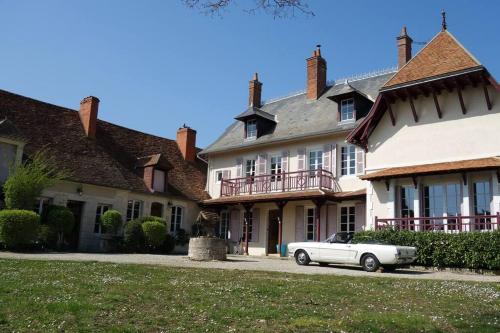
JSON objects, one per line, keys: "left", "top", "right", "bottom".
{"left": 0, "top": 92, "right": 207, "bottom": 252}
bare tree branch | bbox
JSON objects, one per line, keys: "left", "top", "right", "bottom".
{"left": 183, "top": 0, "right": 314, "bottom": 18}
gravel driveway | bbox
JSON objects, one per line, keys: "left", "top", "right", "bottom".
{"left": 0, "top": 251, "right": 498, "bottom": 282}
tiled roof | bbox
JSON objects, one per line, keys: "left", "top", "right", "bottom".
{"left": 383, "top": 30, "right": 481, "bottom": 88}
{"left": 361, "top": 157, "right": 500, "bottom": 181}
{"left": 0, "top": 89, "right": 208, "bottom": 201}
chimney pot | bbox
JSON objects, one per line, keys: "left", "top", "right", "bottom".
{"left": 248, "top": 73, "right": 262, "bottom": 107}
{"left": 176, "top": 126, "right": 197, "bottom": 162}
{"left": 397, "top": 25, "right": 413, "bottom": 69}
{"left": 306, "top": 46, "right": 327, "bottom": 100}
{"left": 79, "top": 96, "right": 100, "bottom": 138}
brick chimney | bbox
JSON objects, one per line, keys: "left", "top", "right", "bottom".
{"left": 397, "top": 26, "right": 413, "bottom": 69}
{"left": 249, "top": 73, "right": 262, "bottom": 107}
{"left": 176, "top": 125, "right": 197, "bottom": 162}
{"left": 79, "top": 96, "right": 100, "bottom": 138}
{"left": 306, "top": 45, "right": 327, "bottom": 100}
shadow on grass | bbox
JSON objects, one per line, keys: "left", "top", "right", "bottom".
{"left": 313, "top": 263, "right": 432, "bottom": 275}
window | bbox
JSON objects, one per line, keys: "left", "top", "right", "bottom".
{"left": 341, "top": 146, "right": 356, "bottom": 176}
{"left": 153, "top": 169, "right": 165, "bottom": 192}
{"left": 340, "top": 206, "right": 355, "bottom": 232}
{"left": 473, "top": 181, "right": 491, "bottom": 230}
{"left": 246, "top": 120, "right": 257, "bottom": 139}
{"left": 308, "top": 150, "right": 323, "bottom": 176}
{"left": 126, "top": 200, "right": 142, "bottom": 221}
{"left": 170, "top": 206, "right": 183, "bottom": 233}
{"left": 340, "top": 98, "right": 355, "bottom": 122}
{"left": 150, "top": 202, "right": 164, "bottom": 218}
{"left": 270, "top": 155, "right": 282, "bottom": 181}
{"left": 305, "top": 208, "right": 316, "bottom": 241}
{"left": 423, "top": 183, "right": 461, "bottom": 230}
{"left": 215, "top": 171, "right": 223, "bottom": 184}
{"left": 242, "top": 211, "right": 253, "bottom": 241}
{"left": 0, "top": 142, "right": 16, "bottom": 183}
{"left": 95, "top": 204, "right": 111, "bottom": 234}
{"left": 245, "top": 159, "right": 256, "bottom": 178}
{"left": 218, "top": 211, "right": 230, "bottom": 239}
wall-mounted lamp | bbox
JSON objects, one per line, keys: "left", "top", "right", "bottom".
{"left": 167, "top": 200, "right": 173, "bottom": 207}
{"left": 76, "top": 185, "right": 83, "bottom": 196}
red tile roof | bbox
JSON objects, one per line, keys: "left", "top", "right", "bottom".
{"left": 0, "top": 89, "right": 208, "bottom": 201}
{"left": 384, "top": 30, "right": 481, "bottom": 88}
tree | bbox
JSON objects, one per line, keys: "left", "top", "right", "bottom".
{"left": 3, "top": 150, "right": 66, "bottom": 210}
{"left": 46, "top": 205, "right": 75, "bottom": 249}
{"left": 183, "top": 0, "right": 314, "bottom": 18}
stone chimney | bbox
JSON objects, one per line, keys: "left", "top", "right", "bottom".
{"left": 306, "top": 45, "right": 327, "bottom": 100}
{"left": 397, "top": 26, "right": 413, "bottom": 69}
{"left": 79, "top": 96, "right": 100, "bottom": 138}
{"left": 176, "top": 125, "right": 197, "bottom": 162}
{"left": 249, "top": 73, "right": 262, "bottom": 107}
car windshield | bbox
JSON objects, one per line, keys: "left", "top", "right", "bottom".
{"left": 325, "top": 232, "right": 353, "bottom": 244}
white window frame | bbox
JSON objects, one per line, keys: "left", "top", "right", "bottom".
{"left": 170, "top": 205, "right": 184, "bottom": 233}
{"left": 340, "top": 145, "right": 356, "bottom": 176}
{"left": 242, "top": 211, "right": 253, "bottom": 242}
{"left": 305, "top": 207, "right": 316, "bottom": 241}
{"left": 95, "top": 204, "right": 112, "bottom": 234}
{"left": 219, "top": 210, "right": 230, "bottom": 240}
{"left": 269, "top": 155, "right": 282, "bottom": 182}
{"left": 339, "top": 205, "right": 355, "bottom": 233}
{"left": 126, "top": 200, "right": 143, "bottom": 221}
{"left": 246, "top": 119, "right": 257, "bottom": 139}
{"left": 245, "top": 159, "right": 256, "bottom": 178}
{"left": 340, "top": 98, "right": 355, "bottom": 123}
{"left": 215, "top": 170, "right": 223, "bottom": 184}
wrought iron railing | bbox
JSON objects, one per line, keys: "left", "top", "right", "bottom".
{"left": 220, "top": 169, "right": 340, "bottom": 197}
{"left": 375, "top": 214, "right": 500, "bottom": 232}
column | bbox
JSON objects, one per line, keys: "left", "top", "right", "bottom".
{"left": 462, "top": 174, "right": 470, "bottom": 231}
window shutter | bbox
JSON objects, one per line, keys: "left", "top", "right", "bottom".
{"left": 257, "top": 154, "right": 267, "bottom": 175}
{"left": 297, "top": 148, "right": 306, "bottom": 171}
{"left": 331, "top": 144, "right": 337, "bottom": 177}
{"left": 229, "top": 210, "right": 241, "bottom": 242}
{"left": 236, "top": 158, "right": 243, "bottom": 177}
{"left": 295, "top": 206, "right": 305, "bottom": 241}
{"left": 252, "top": 208, "right": 259, "bottom": 242}
{"left": 355, "top": 203, "right": 365, "bottom": 231}
{"left": 327, "top": 204, "right": 338, "bottom": 235}
{"left": 281, "top": 150, "right": 289, "bottom": 172}
{"left": 323, "top": 144, "right": 331, "bottom": 172}
{"left": 356, "top": 147, "right": 365, "bottom": 175}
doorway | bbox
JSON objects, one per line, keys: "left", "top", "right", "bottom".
{"left": 267, "top": 209, "right": 279, "bottom": 254}
{"left": 66, "top": 200, "right": 84, "bottom": 251}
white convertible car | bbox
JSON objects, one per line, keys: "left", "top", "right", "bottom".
{"left": 288, "top": 232, "right": 417, "bottom": 272}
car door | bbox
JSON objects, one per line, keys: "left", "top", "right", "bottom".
{"left": 319, "top": 242, "right": 350, "bottom": 263}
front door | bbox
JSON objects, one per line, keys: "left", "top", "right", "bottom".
{"left": 267, "top": 210, "right": 279, "bottom": 254}
{"left": 66, "top": 200, "right": 84, "bottom": 251}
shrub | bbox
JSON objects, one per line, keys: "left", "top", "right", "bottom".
{"left": 46, "top": 205, "right": 75, "bottom": 248}
{"left": 353, "top": 230, "right": 500, "bottom": 270}
{"left": 139, "top": 216, "right": 167, "bottom": 225}
{"left": 3, "top": 151, "right": 66, "bottom": 210}
{"left": 159, "top": 234, "right": 176, "bottom": 254}
{"left": 123, "top": 219, "right": 145, "bottom": 252}
{"left": 0, "top": 210, "right": 40, "bottom": 248}
{"left": 175, "top": 228, "right": 190, "bottom": 246}
{"left": 37, "top": 224, "right": 56, "bottom": 248}
{"left": 142, "top": 221, "right": 167, "bottom": 248}
{"left": 101, "top": 210, "right": 122, "bottom": 234}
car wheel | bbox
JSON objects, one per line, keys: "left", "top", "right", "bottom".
{"left": 318, "top": 262, "right": 329, "bottom": 267}
{"left": 295, "top": 250, "right": 311, "bottom": 266}
{"left": 361, "top": 254, "right": 380, "bottom": 272}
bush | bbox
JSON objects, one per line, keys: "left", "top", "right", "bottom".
{"left": 123, "top": 219, "right": 145, "bottom": 252}
{"left": 353, "top": 230, "right": 500, "bottom": 270}
{"left": 46, "top": 205, "right": 75, "bottom": 248}
{"left": 138, "top": 216, "right": 167, "bottom": 225}
{"left": 101, "top": 210, "right": 122, "bottom": 234}
{"left": 142, "top": 221, "right": 167, "bottom": 248}
{"left": 175, "top": 228, "right": 190, "bottom": 246}
{"left": 159, "top": 234, "right": 176, "bottom": 254}
{"left": 0, "top": 210, "right": 40, "bottom": 248}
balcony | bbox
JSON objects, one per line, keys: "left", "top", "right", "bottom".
{"left": 375, "top": 215, "right": 500, "bottom": 232}
{"left": 220, "top": 169, "right": 340, "bottom": 197}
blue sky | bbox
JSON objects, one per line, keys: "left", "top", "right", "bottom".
{"left": 1, "top": 0, "right": 499, "bottom": 147}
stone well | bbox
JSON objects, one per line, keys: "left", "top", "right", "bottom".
{"left": 188, "top": 237, "right": 227, "bottom": 261}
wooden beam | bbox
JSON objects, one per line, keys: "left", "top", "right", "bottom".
{"left": 384, "top": 97, "right": 396, "bottom": 126}
{"left": 275, "top": 200, "right": 287, "bottom": 256}
{"left": 412, "top": 177, "right": 418, "bottom": 189}
{"left": 482, "top": 77, "right": 492, "bottom": 110}
{"left": 312, "top": 199, "right": 325, "bottom": 242}
{"left": 385, "top": 180, "right": 390, "bottom": 191}
{"left": 442, "top": 80, "right": 453, "bottom": 93}
{"left": 462, "top": 173, "right": 467, "bottom": 186}
{"left": 455, "top": 79, "right": 467, "bottom": 114}
{"left": 407, "top": 90, "right": 419, "bottom": 123}
{"left": 418, "top": 85, "right": 430, "bottom": 97}
{"left": 242, "top": 203, "right": 254, "bottom": 255}
{"left": 431, "top": 88, "right": 443, "bottom": 119}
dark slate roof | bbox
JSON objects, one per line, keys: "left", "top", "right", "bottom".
{"left": 201, "top": 72, "right": 394, "bottom": 154}
{"left": 0, "top": 89, "right": 208, "bottom": 201}
{"left": 234, "top": 106, "right": 276, "bottom": 122}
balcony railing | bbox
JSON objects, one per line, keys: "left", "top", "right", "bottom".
{"left": 220, "top": 169, "right": 340, "bottom": 197}
{"left": 375, "top": 214, "right": 500, "bottom": 232}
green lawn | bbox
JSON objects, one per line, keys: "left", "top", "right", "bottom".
{"left": 0, "top": 259, "right": 498, "bottom": 332}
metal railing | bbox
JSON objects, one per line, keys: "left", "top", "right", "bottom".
{"left": 220, "top": 169, "right": 340, "bottom": 197}
{"left": 375, "top": 214, "right": 500, "bottom": 232}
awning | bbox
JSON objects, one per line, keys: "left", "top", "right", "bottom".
{"left": 361, "top": 157, "right": 500, "bottom": 181}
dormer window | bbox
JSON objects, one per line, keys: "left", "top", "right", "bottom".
{"left": 340, "top": 98, "right": 355, "bottom": 122}
{"left": 246, "top": 119, "right": 257, "bottom": 139}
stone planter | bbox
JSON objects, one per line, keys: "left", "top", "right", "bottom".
{"left": 188, "top": 237, "right": 227, "bottom": 261}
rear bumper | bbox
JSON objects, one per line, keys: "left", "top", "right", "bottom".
{"left": 396, "top": 257, "right": 416, "bottom": 264}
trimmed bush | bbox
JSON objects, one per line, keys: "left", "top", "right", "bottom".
{"left": 46, "top": 205, "right": 75, "bottom": 248}
{"left": 101, "top": 210, "right": 122, "bottom": 234}
{"left": 160, "top": 234, "right": 176, "bottom": 254}
{"left": 123, "top": 219, "right": 145, "bottom": 252}
{"left": 138, "top": 216, "right": 167, "bottom": 225}
{"left": 142, "top": 221, "right": 167, "bottom": 248}
{"left": 175, "top": 228, "right": 190, "bottom": 246}
{"left": 353, "top": 230, "right": 500, "bottom": 270}
{"left": 0, "top": 210, "right": 40, "bottom": 248}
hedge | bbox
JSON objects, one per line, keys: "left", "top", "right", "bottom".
{"left": 0, "top": 210, "right": 40, "bottom": 248}
{"left": 142, "top": 221, "right": 167, "bottom": 248}
{"left": 353, "top": 230, "right": 500, "bottom": 270}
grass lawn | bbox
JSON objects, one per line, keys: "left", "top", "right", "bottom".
{"left": 0, "top": 259, "right": 498, "bottom": 332}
